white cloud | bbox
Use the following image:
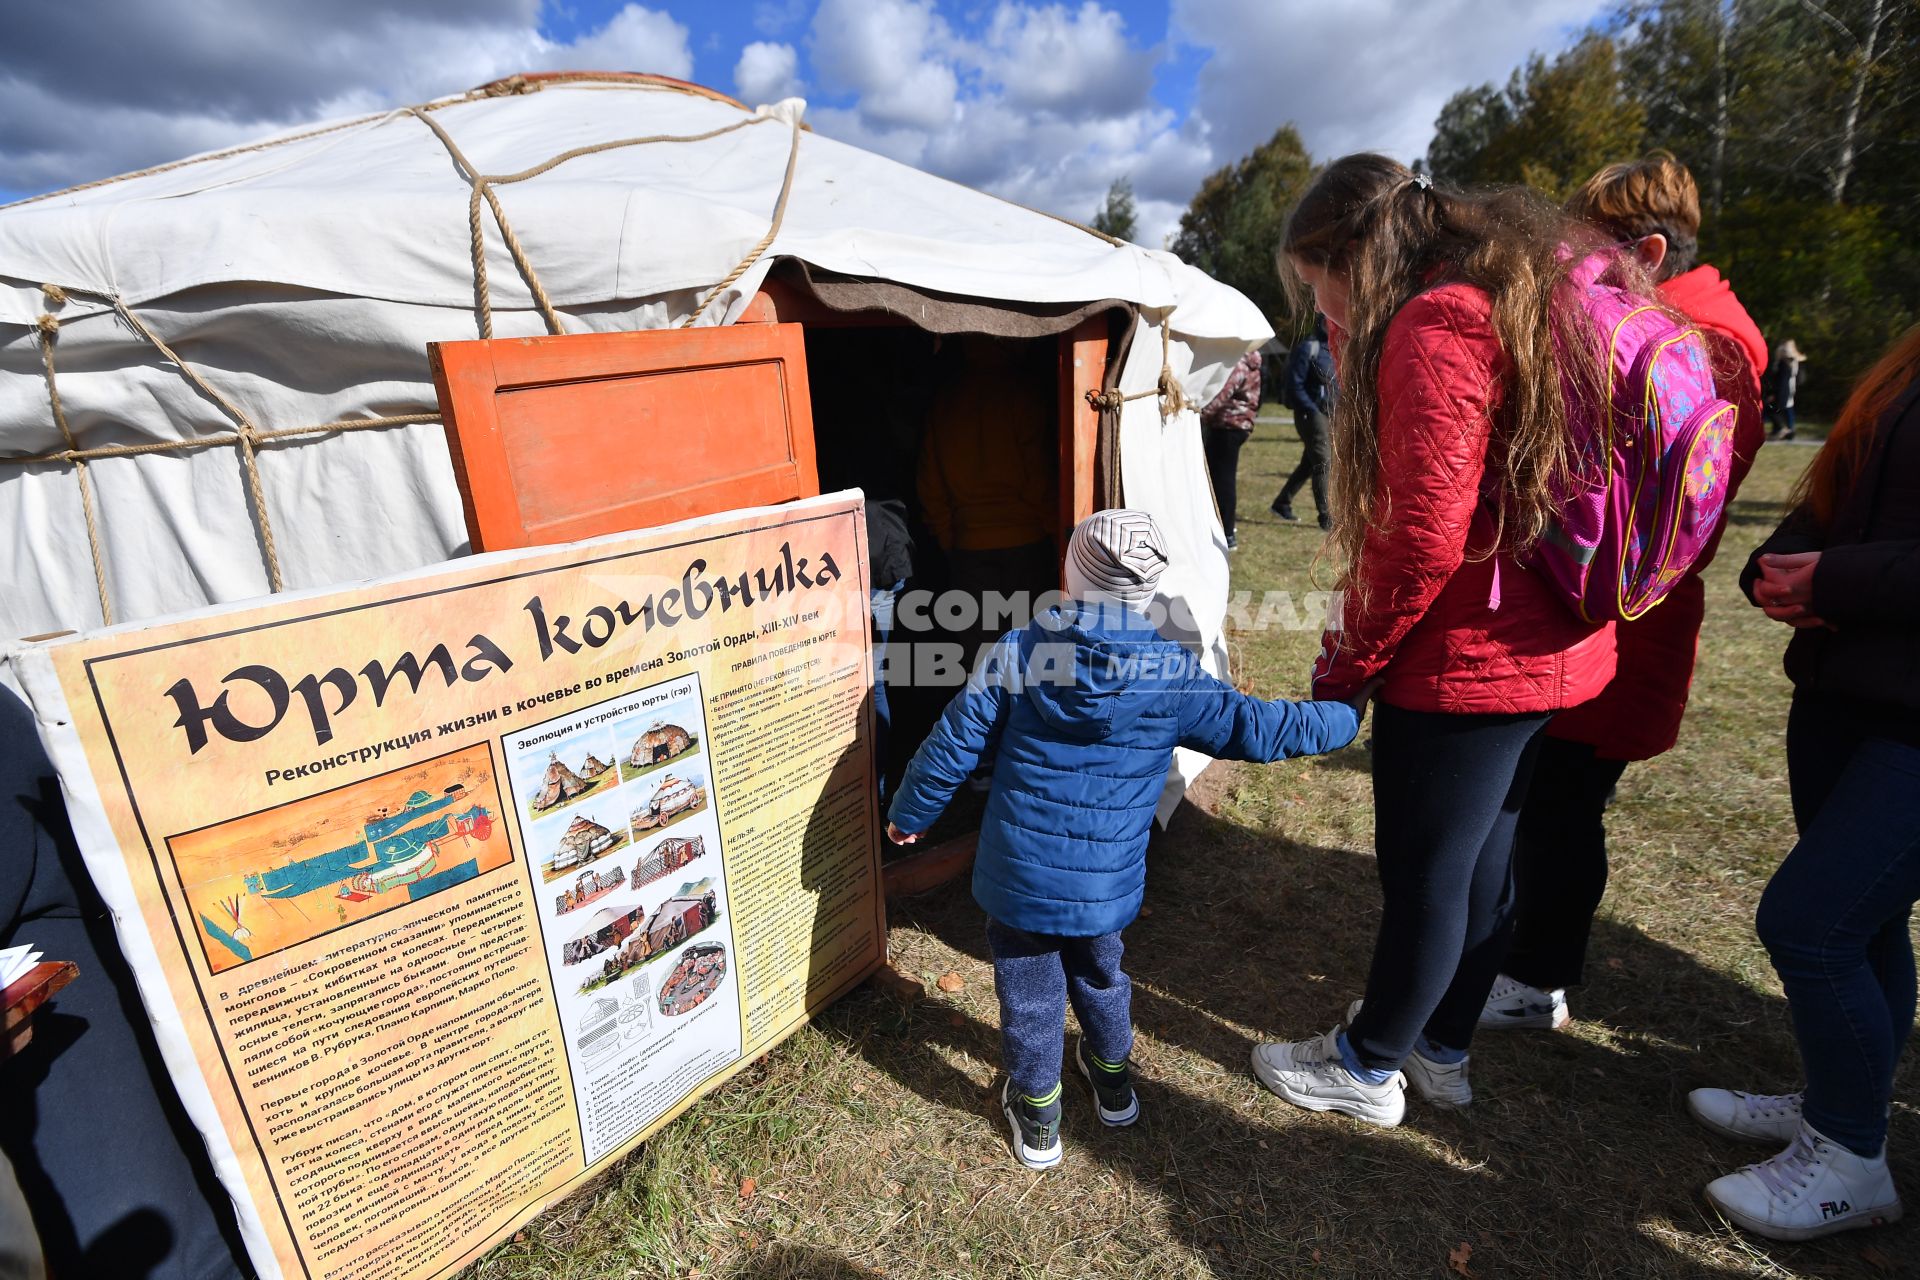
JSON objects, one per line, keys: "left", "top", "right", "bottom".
{"left": 535, "top": 6, "right": 692, "bottom": 80}
{"left": 0, "top": 2, "right": 693, "bottom": 194}
{"left": 808, "top": 0, "right": 960, "bottom": 132}
{"left": 979, "top": 2, "right": 1158, "bottom": 120}
{"left": 1171, "top": 0, "right": 1610, "bottom": 167}
{"left": 734, "top": 42, "right": 804, "bottom": 105}
{"left": 802, "top": 0, "right": 1187, "bottom": 245}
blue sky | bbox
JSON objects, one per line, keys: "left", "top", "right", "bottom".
{"left": 1, "top": 1, "right": 1608, "bottom": 246}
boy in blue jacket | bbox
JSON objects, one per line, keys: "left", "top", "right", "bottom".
{"left": 887, "top": 509, "right": 1362, "bottom": 1169}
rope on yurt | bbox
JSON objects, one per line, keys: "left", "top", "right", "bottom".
{"left": 679, "top": 111, "right": 804, "bottom": 329}
{"left": 404, "top": 105, "right": 783, "bottom": 339}
{"left": 1085, "top": 321, "right": 1191, "bottom": 419}
{"left": 32, "top": 302, "right": 113, "bottom": 625}
{"left": 106, "top": 299, "right": 286, "bottom": 591}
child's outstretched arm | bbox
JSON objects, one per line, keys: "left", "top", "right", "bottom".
{"left": 1173, "top": 666, "right": 1365, "bottom": 762}
{"left": 885, "top": 632, "right": 1020, "bottom": 842}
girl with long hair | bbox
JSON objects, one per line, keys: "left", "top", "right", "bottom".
{"left": 1698, "top": 325, "right": 1920, "bottom": 1240}
{"left": 1248, "top": 154, "right": 1621, "bottom": 1124}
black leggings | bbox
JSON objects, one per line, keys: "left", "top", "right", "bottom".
{"left": 1503, "top": 737, "right": 1629, "bottom": 990}
{"left": 1203, "top": 429, "right": 1248, "bottom": 540}
{"left": 1346, "top": 703, "right": 1551, "bottom": 1071}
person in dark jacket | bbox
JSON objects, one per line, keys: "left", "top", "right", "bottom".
{"left": 886, "top": 509, "right": 1362, "bottom": 1170}
{"left": 1199, "top": 349, "right": 1261, "bottom": 550}
{"left": 1272, "top": 315, "right": 1334, "bottom": 530}
{"left": 1767, "top": 338, "right": 1807, "bottom": 440}
{"left": 1488, "top": 152, "right": 1769, "bottom": 1031}
{"left": 1694, "top": 324, "right": 1920, "bottom": 1242}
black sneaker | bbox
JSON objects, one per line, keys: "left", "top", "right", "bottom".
{"left": 1270, "top": 498, "right": 1298, "bottom": 522}
{"left": 1001, "top": 1080, "right": 1063, "bottom": 1169}
{"left": 1075, "top": 1037, "right": 1140, "bottom": 1127}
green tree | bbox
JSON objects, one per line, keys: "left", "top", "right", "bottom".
{"left": 1170, "top": 125, "right": 1316, "bottom": 331}
{"left": 1430, "top": 35, "right": 1646, "bottom": 199}
{"left": 1090, "top": 176, "right": 1139, "bottom": 243}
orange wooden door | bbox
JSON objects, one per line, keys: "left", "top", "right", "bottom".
{"left": 430, "top": 325, "right": 819, "bottom": 552}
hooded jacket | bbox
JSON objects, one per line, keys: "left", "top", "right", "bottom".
{"left": 1311, "top": 282, "right": 1616, "bottom": 713}
{"left": 1548, "top": 263, "right": 1770, "bottom": 759}
{"left": 888, "top": 603, "right": 1359, "bottom": 936}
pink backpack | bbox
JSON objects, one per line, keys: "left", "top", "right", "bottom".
{"left": 1531, "top": 253, "right": 1740, "bottom": 623}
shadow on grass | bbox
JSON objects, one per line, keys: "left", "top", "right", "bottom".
{"left": 721, "top": 1243, "right": 885, "bottom": 1278}
{"left": 848, "top": 794, "right": 1916, "bottom": 1278}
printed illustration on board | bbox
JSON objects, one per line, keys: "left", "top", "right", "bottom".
{"left": 658, "top": 943, "right": 728, "bottom": 1016}
{"left": 539, "top": 811, "right": 633, "bottom": 883}
{"left": 166, "top": 743, "right": 512, "bottom": 975}
{"left": 518, "top": 745, "right": 617, "bottom": 824}
{"left": 614, "top": 703, "right": 701, "bottom": 784}
{"left": 564, "top": 878, "right": 722, "bottom": 994}
{"left": 630, "top": 769, "right": 708, "bottom": 836}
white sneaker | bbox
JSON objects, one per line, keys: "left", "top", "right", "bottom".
{"left": 1250, "top": 1028, "right": 1406, "bottom": 1127}
{"left": 1688, "top": 1088, "right": 1804, "bottom": 1145}
{"left": 1705, "top": 1122, "right": 1902, "bottom": 1241}
{"left": 1343, "top": 999, "right": 1471, "bottom": 1107}
{"left": 1477, "top": 974, "right": 1570, "bottom": 1031}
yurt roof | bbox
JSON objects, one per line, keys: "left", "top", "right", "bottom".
{"left": 0, "top": 72, "right": 1268, "bottom": 747}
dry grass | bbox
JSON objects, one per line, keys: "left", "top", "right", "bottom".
{"left": 465, "top": 415, "right": 1915, "bottom": 1280}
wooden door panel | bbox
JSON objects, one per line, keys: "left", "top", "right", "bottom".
{"left": 431, "top": 324, "right": 818, "bottom": 552}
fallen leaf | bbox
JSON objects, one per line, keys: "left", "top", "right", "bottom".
{"left": 739, "top": 1176, "right": 757, "bottom": 1200}
{"left": 937, "top": 971, "right": 965, "bottom": 993}
{"left": 1311, "top": 1249, "right": 1321, "bottom": 1263}
{"left": 1257, "top": 1140, "right": 1269, "bottom": 1150}
{"left": 1606, "top": 956, "right": 1624, "bottom": 971}
{"left": 1861, "top": 1244, "right": 1896, "bottom": 1273}
{"left": 1448, "top": 1241, "right": 1473, "bottom": 1277}
{"left": 512, "top": 1232, "right": 525, "bottom": 1243}
{"left": 1139, "top": 904, "right": 1154, "bottom": 917}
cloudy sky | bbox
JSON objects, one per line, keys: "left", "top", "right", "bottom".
{"left": 1, "top": 0, "right": 1607, "bottom": 247}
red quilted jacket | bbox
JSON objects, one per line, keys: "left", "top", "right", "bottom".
{"left": 1547, "top": 264, "right": 1769, "bottom": 759}
{"left": 1311, "top": 282, "right": 1616, "bottom": 713}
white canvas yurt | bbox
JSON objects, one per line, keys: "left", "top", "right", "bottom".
{"left": 0, "top": 72, "right": 1271, "bottom": 801}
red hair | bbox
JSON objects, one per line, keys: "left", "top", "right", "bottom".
{"left": 1793, "top": 323, "right": 1920, "bottom": 526}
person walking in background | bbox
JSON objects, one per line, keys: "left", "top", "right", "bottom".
{"left": 1248, "top": 155, "right": 1617, "bottom": 1126}
{"left": 885, "top": 510, "right": 1362, "bottom": 1170}
{"left": 1272, "top": 314, "right": 1334, "bottom": 531}
{"left": 1199, "top": 348, "right": 1261, "bottom": 550}
{"left": 1695, "top": 324, "right": 1920, "bottom": 1241}
{"left": 1485, "top": 152, "right": 1769, "bottom": 1031}
{"left": 1768, "top": 338, "right": 1807, "bottom": 440}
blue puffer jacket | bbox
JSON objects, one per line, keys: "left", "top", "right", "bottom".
{"left": 887, "top": 603, "right": 1360, "bottom": 936}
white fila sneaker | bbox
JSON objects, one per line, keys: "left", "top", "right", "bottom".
{"left": 1704, "top": 1122, "right": 1903, "bottom": 1241}
{"left": 1688, "top": 1089, "right": 1804, "bottom": 1146}
{"left": 1477, "top": 974, "right": 1570, "bottom": 1030}
{"left": 1250, "top": 1028, "right": 1406, "bottom": 1127}
{"left": 1343, "top": 999, "right": 1471, "bottom": 1107}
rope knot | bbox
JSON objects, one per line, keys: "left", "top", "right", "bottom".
{"left": 1085, "top": 388, "right": 1125, "bottom": 411}
{"left": 35, "top": 313, "right": 59, "bottom": 337}
{"left": 486, "top": 75, "right": 533, "bottom": 97}
{"left": 1156, "top": 367, "right": 1190, "bottom": 416}
{"left": 40, "top": 283, "right": 67, "bottom": 306}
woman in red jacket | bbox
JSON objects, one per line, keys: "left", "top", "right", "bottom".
{"left": 1249, "top": 154, "right": 1618, "bottom": 1126}
{"left": 1487, "top": 153, "right": 1769, "bottom": 1030}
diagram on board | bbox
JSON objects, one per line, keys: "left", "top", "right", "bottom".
{"left": 167, "top": 743, "right": 512, "bottom": 975}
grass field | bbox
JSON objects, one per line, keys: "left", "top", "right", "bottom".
{"left": 466, "top": 412, "right": 1915, "bottom": 1280}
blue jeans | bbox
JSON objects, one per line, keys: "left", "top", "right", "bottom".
{"left": 1346, "top": 704, "right": 1551, "bottom": 1071}
{"left": 986, "top": 920, "right": 1132, "bottom": 1098}
{"left": 1757, "top": 693, "right": 1920, "bottom": 1156}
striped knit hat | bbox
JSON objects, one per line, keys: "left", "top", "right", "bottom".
{"left": 1064, "top": 509, "right": 1168, "bottom": 609}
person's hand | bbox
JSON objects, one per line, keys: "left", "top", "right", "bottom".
{"left": 1753, "top": 551, "right": 1832, "bottom": 629}
{"left": 887, "top": 822, "right": 922, "bottom": 845}
{"left": 1346, "top": 677, "right": 1385, "bottom": 719}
